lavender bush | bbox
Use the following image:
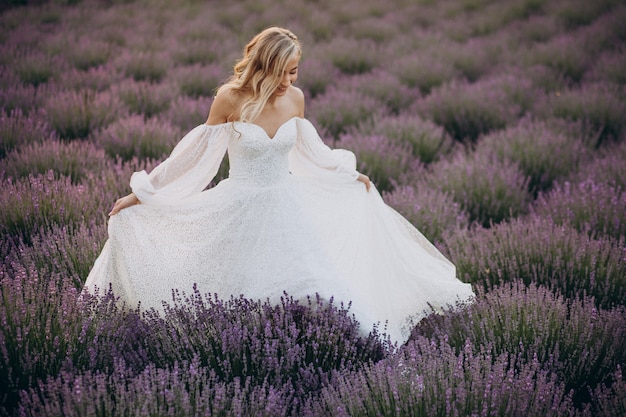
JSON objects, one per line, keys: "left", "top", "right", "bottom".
{"left": 114, "top": 79, "right": 173, "bottom": 118}
{"left": 509, "top": 14, "right": 562, "bottom": 45}
{"left": 523, "top": 33, "right": 591, "bottom": 83}
{"left": 417, "top": 75, "right": 530, "bottom": 142}
{"left": 415, "top": 282, "right": 626, "bottom": 405}
{"left": 19, "top": 361, "right": 296, "bottom": 417}
{"left": 2, "top": 278, "right": 386, "bottom": 416}
{"left": 44, "top": 89, "right": 121, "bottom": 140}
{"left": 66, "top": 38, "right": 111, "bottom": 71}
{"left": 148, "top": 291, "right": 386, "bottom": 394}
{"left": 323, "top": 37, "right": 382, "bottom": 75}
{"left": 426, "top": 150, "right": 531, "bottom": 227}
{"left": 571, "top": 141, "right": 626, "bottom": 189}
{"left": 165, "top": 95, "right": 213, "bottom": 130}
{"left": 308, "top": 88, "right": 386, "bottom": 140}
{"left": 0, "top": 172, "right": 107, "bottom": 244}
{"left": 532, "top": 179, "right": 626, "bottom": 240}
{"left": 584, "top": 366, "right": 626, "bottom": 417}
{"left": 94, "top": 115, "right": 180, "bottom": 161}
{"left": 2, "top": 220, "right": 107, "bottom": 287}
{"left": 383, "top": 185, "right": 470, "bottom": 245}
{"left": 476, "top": 118, "right": 588, "bottom": 193}
{"left": 0, "top": 108, "right": 55, "bottom": 158}
{"left": 390, "top": 51, "right": 460, "bottom": 95}
{"left": 443, "top": 216, "right": 626, "bottom": 308}
{"left": 338, "top": 133, "right": 419, "bottom": 192}
{"left": 0, "top": 264, "right": 82, "bottom": 414}
{"left": 440, "top": 37, "right": 500, "bottom": 81}
{"left": 297, "top": 57, "right": 340, "bottom": 98}
{"left": 0, "top": 139, "right": 110, "bottom": 183}
{"left": 462, "top": 0, "right": 545, "bottom": 37}
{"left": 172, "top": 63, "right": 224, "bottom": 99}
{"left": 311, "top": 336, "right": 574, "bottom": 417}
{"left": 0, "top": 271, "right": 154, "bottom": 415}
{"left": 552, "top": 0, "right": 620, "bottom": 30}
{"left": 171, "top": 38, "right": 221, "bottom": 66}
{"left": 585, "top": 47, "right": 626, "bottom": 85}
{"left": 12, "top": 51, "right": 62, "bottom": 87}
{"left": 56, "top": 65, "right": 121, "bottom": 92}
{"left": 348, "top": 16, "right": 398, "bottom": 43}
{"left": 540, "top": 82, "right": 626, "bottom": 147}
{"left": 355, "top": 114, "right": 455, "bottom": 164}
{"left": 118, "top": 50, "right": 168, "bottom": 83}
{"left": 0, "top": 83, "right": 43, "bottom": 115}
{"left": 340, "top": 70, "right": 419, "bottom": 114}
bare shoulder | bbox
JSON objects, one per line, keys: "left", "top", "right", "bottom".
{"left": 206, "top": 86, "right": 241, "bottom": 125}
{"left": 287, "top": 86, "right": 305, "bottom": 118}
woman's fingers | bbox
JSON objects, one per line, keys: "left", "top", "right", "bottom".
{"left": 108, "top": 199, "right": 123, "bottom": 216}
{"left": 108, "top": 194, "right": 139, "bottom": 216}
{"left": 357, "top": 174, "right": 371, "bottom": 192}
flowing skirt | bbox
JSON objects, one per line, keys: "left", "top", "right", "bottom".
{"left": 86, "top": 174, "right": 474, "bottom": 343}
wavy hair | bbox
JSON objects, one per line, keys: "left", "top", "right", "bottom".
{"left": 217, "top": 27, "right": 301, "bottom": 123}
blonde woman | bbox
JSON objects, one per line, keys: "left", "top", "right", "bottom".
{"left": 86, "top": 27, "right": 474, "bottom": 344}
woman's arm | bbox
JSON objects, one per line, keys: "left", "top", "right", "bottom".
{"left": 292, "top": 89, "right": 371, "bottom": 192}
{"left": 289, "top": 118, "right": 372, "bottom": 192}
{"left": 110, "top": 94, "right": 231, "bottom": 217}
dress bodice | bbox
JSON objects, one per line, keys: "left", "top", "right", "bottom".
{"left": 227, "top": 118, "right": 297, "bottom": 186}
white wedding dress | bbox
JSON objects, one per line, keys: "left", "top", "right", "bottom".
{"left": 85, "top": 117, "right": 474, "bottom": 343}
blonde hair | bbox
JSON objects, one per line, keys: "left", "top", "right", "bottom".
{"left": 218, "top": 27, "right": 301, "bottom": 123}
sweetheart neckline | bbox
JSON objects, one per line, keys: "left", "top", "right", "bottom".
{"left": 235, "top": 116, "right": 299, "bottom": 140}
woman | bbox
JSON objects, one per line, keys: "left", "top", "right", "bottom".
{"left": 86, "top": 27, "right": 474, "bottom": 344}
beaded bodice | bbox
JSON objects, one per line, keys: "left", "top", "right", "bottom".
{"left": 227, "top": 118, "right": 297, "bottom": 186}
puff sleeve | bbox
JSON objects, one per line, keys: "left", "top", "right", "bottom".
{"left": 130, "top": 124, "right": 230, "bottom": 205}
{"left": 288, "top": 118, "right": 360, "bottom": 182}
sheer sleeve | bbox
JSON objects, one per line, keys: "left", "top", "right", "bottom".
{"left": 288, "top": 118, "right": 360, "bottom": 182}
{"left": 130, "top": 124, "right": 230, "bottom": 205}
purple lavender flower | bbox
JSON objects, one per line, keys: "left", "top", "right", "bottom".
{"left": 532, "top": 179, "right": 626, "bottom": 240}
{"left": 417, "top": 75, "right": 529, "bottom": 142}
{"left": 427, "top": 149, "right": 531, "bottom": 226}
{"left": 476, "top": 117, "right": 589, "bottom": 193}
{"left": 171, "top": 63, "right": 224, "bottom": 99}
{"left": 114, "top": 79, "right": 174, "bottom": 118}
{"left": 443, "top": 215, "right": 626, "bottom": 308}
{"left": 355, "top": 113, "right": 455, "bottom": 164}
{"left": 322, "top": 37, "right": 382, "bottom": 75}
{"left": 0, "top": 139, "right": 109, "bottom": 183}
{"left": 338, "top": 133, "right": 420, "bottom": 192}
{"left": 0, "top": 108, "right": 56, "bottom": 158}
{"left": 44, "top": 90, "right": 121, "bottom": 140}
{"left": 539, "top": 82, "right": 625, "bottom": 147}
{"left": 94, "top": 115, "right": 181, "bottom": 161}
{"left": 308, "top": 87, "right": 388, "bottom": 140}
{"left": 384, "top": 184, "right": 470, "bottom": 245}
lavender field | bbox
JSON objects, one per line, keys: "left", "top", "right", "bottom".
{"left": 1, "top": 0, "right": 625, "bottom": 415}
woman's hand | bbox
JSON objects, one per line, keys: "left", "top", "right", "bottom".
{"left": 357, "top": 173, "right": 371, "bottom": 192}
{"left": 109, "top": 193, "right": 140, "bottom": 216}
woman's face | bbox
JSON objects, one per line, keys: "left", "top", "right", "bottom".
{"left": 273, "top": 55, "right": 300, "bottom": 97}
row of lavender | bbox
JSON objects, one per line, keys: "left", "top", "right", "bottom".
{"left": 1, "top": 0, "right": 625, "bottom": 415}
